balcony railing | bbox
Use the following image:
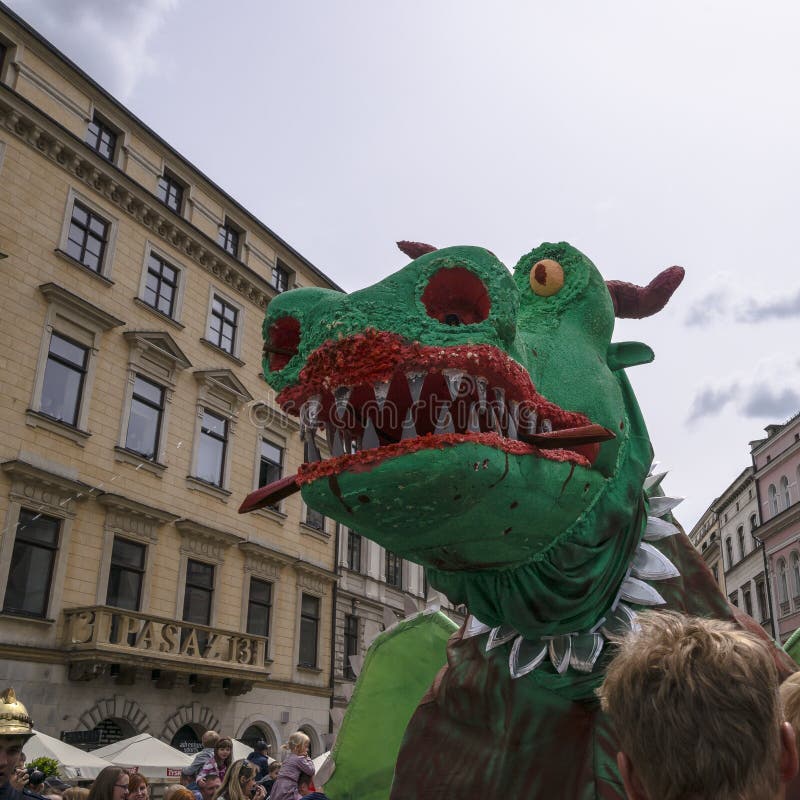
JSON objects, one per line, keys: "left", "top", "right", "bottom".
{"left": 780, "top": 600, "right": 791, "bottom": 617}
{"left": 62, "top": 606, "right": 268, "bottom": 685}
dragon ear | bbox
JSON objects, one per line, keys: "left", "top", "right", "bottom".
{"left": 606, "top": 266, "right": 685, "bottom": 319}
{"left": 397, "top": 241, "right": 437, "bottom": 259}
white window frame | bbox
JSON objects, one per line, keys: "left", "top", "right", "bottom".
{"left": 57, "top": 187, "right": 120, "bottom": 281}
{"left": 27, "top": 283, "right": 123, "bottom": 445}
{"left": 116, "top": 331, "right": 191, "bottom": 474}
{"left": 136, "top": 241, "right": 188, "bottom": 326}
{"left": 204, "top": 286, "right": 245, "bottom": 360}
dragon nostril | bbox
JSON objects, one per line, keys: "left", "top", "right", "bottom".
{"left": 421, "top": 267, "right": 491, "bottom": 325}
{"left": 265, "top": 316, "right": 300, "bottom": 371}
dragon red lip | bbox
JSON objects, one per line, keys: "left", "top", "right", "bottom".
{"left": 239, "top": 330, "right": 615, "bottom": 515}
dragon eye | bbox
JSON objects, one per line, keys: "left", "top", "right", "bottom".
{"left": 421, "top": 267, "right": 490, "bottom": 325}
{"left": 530, "top": 259, "right": 564, "bottom": 297}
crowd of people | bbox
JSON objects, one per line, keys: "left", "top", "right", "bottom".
{"left": 0, "top": 705, "right": 324, "bottom": 800}
{"left": 9, "top": 607, "right": 800, "bottom": 799}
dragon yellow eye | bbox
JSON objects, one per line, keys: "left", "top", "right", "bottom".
{"left": 529, "top": 259, "right": 564, "bottom": 297}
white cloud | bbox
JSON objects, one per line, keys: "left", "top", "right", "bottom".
{"left": 7, "top": 0, "right": 178, "bottom": 101}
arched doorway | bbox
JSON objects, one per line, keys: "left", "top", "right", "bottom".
{"left": 240, "top": 724, "right": 267, "bottom": 750}
{"left": 171, "top": 723, "right": 204, "bottom": 754}
{"left": 90, "top": 717, "right": 136, "bottom": 750}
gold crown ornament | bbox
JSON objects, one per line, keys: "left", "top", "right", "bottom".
{"left": 0, "top": 688, "right": 33, "bottom": 738}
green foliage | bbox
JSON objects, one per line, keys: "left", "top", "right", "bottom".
{"left": 27, "top": 756, "right": 60, "bottom": 778}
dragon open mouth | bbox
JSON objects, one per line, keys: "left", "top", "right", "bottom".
{"left": 240, "top": 329, "right": 614, "bottom": 513}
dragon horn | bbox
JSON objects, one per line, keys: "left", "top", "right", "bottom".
{"left": 606, "top": 266, "right": 685, "bottom": 319}
{"left": 397, "top": 241, "right": 437, "bottom": 259}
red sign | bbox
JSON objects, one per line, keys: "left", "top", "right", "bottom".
{"left": 166, "top": 769, "right": 183, "bottom": 778}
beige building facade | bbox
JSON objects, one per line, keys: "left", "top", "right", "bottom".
{"left": 0, "top": 5, "right": 346, "bottom": 755}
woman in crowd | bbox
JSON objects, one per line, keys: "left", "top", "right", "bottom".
{"left": 212, "top": 759, "right": 265, "bottom": 800}
{"left": 127, "top": 774, "right": 148, "bottom": 800}
{"left": 62, "top": 788, "right": 89, "bottom": 800}
{"left": 198, "top": 738, "right": 233, "bottom": 783}
{"left": 87, "top": 767, "right": 129, "bottom": 800}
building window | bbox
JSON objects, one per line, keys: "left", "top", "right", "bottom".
{"left": 305, "top": 507, "right": 326, "bottom": 531}
{"left": 40, "top": 332, "right": 88, "bottom": 427}
{"left": 779, "top": 559, "right": 789, "bottom": 606}
{"left": 124, "top": 375, "right": 164, "bottom": 460}
{"left": 712, "top": 564, "right": 719, "bottom": 583}
{"left": 196, "top": 410, "right": 227, "bottom": 487}
{"left": 66, "top": 202, "right": 109, "bottom": 273}
{"left": 793, "top": 552, "right": 800, "bottom": 600}
{"left": 728, "top": 591, "right": 738, "bottom": 607}
{"left": 272, "top": 261, "right": 289, "bottom": 293}
{"left": 259, "top": 439, "right": 283, "bottom": 486}
{"left": 344, "top": 614, "right": 358, "bottom": 679}
{"left": 106, "top": 537, "right": 145, "bottom": 611}
{"left": 724, "top": 537, "right": 733, "bottom": 570}
{"left": 298, "top": 593, "right": 320, "bottom": 668}
{"left": 385, "top": 550, "right": 402, "bottom": 588}
{"left": 3, "top": 510, "right": 59, "bottom": 618}
{"left": 756, "top": 580, "right": 769, "bottom": 622}
{"left": 743, "top": 587, "right": 753, "bottom": 616}
{"left": 218, "top": 220, "right": 240, "bottom": 257}
{"left": 207, "top": 295, "right": 238, "bottom": 354}
{"left": 769, "top": 484, "right": 779, "bottom": 516}
{"left": 157, "top": 170, "right": 184, "bottom": 213}
{"left": 781, "top": 475, "right": 791, "bottom": 510}
{"left": 143, "top": 252, "right": 179, "bottom": 318}
{"left": 347, "top": 531, "right": 361, "bottom": 572}
{"left": 183, "top": 559, "right": 214, "bottom": 626}
{"left": 0, "top": 42, "right": 7, "bottom": 81}
{"left": 737, "top": 526, "right": 745, "bottom": 561}
{"left": 85, "top": 114, "right": 117, "bottom": 161}
{"left": 246, "top": 577, "right": 272, "bottom": 640}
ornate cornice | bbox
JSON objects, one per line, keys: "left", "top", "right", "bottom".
{"left": 293, "top": 561, "right": 338, "bottom": 595}
{"left": 238, "top": 541, "right": 292, "bottom": 579}
{"left": 0, "top": 87, "right": 277, "bottom": 311}
{"left": 175, "top": 518, "right": 242, "bottom": 563}
{"left": 97, "top": 493, "right": 179, "bottom": 543}
{"left": 2, "top": 459, "right": 90, "bottom": 517}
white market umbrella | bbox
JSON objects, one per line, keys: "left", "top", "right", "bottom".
{"left": 312, "top": 752, "right": 332, "bottom": 787}
{"left": 26, "top": 730, "right": 113, "bottom": 780}
{"left": 93, "top": 733, "right": 191, "bottom": 781}
{"left": 232, "top": 740, "right": 275, "bottom": 765}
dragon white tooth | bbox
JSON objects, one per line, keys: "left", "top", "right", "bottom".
{"left": 467, "top": 405, "right": 481, "bottom": 433}
{"left": 362, "top": 418, "right": 380, "bottom": 449}
{"left": 539, "top": 418, "right": 553, "bottom": 433}
{"left": 475, "top": 376, "right": 488, "bottom": 411}
{"left": 442, "top": 369, "right": 466, "bottom": 400}
{"left": 548, "top": 635, "right": 572, "bottom": 674}
{"left": 569, "top": 633, "right": 604, "bottom": 673}
{"left": 348, "top": 654, "right": 364, "bottom": 677}
{"left": 334, "top": 386, "right": 352, "bottom": 417}
{"left": 434, "top": 407, "right": 455, "bottom": 435}
{"left": 644, "top": 470, "right": 668, "bottom": 491}
{"left": 400, "top": 409, "right": 417, "bottom": 440}
{"left": 407, "top": 371, "right": 425, "bottom": 404}
{"left": 373, "top": 380, "right": 390, "bottom": 411}
{"left": 491, "top": 387, "right": 507, "bottom": 423}
{"left": 304, "top": 432, "right": 321, "bottom": 463}
{"left": 332, "top": 430, "right": 345, "bottom": 458}
{"left": 507, "top": 413, "right": 518, "bottom": 440}
{"left": 464, "top": 615, "right": 492, "bottom": 639}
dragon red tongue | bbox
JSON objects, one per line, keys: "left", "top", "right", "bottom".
{"left": 238, "top": 424, "right": 614, "bottom": 514}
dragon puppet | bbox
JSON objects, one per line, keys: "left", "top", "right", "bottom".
{"left": 240, "top": 241, "right": 794, "bottom": 799}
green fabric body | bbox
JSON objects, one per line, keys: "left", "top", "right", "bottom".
{"left": 324, "top": 611, "right": 458, "bottom": 800}
{"left": 785, "top": 627, "right": 800, "bottom": 664}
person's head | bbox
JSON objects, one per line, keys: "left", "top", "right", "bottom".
{"left": 598, "top": 610, "right": 798, "bottom": 800}
{"left": 198, "top": 774, "right": 221, "bottom": 800}
{"left": 286, "top": 732, "right": 309, "bottom": 756}
{"left": 127, "top": 773, "right": 148, "bottom": 800}
{"left": 162, "top": 787, "right": 193, "bottom": 800}
{"left": 268, "top": 762, "right": 279, "bottom": 779}
{"left": 0, "top": 688, "right": 34, "bottom": 787}
{"left": 214, "top": 737, "right": 232, "bottom": 765}
{"left": 297, "top": 772, "right": 312, "bottom": 797}
{"left": 780, "top": 672, "right": 800, "bottom": 800}
{"left": 213, "top": 759, "right": 256, "bottom": 800}
{"left": 253, "top": 741, "right": 269, "bottom": 756}
{"left": 88, "top": 766, "right": 129, "bottom": 800}
{"left": 62, "top": 788, "right": 90, "bottom": 800}
{"left": 201, "top": 731, "right": 219, "bottom": 750}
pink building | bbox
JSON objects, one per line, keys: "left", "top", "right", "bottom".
{"left": 751, "top": 413, "right": 800, "bottom": 642}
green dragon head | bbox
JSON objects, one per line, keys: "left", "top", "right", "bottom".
{"left": 245, "top": 241, "right": 683, "bottom": 640}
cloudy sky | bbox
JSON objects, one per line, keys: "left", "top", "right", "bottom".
{"left": 8, "top": 0, "right": 800, "bottom": 530}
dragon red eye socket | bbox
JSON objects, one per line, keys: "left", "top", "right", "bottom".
{"left": 265, "top": 316, "right": 300, "bottom": 371}
{"left": 421, "top": 267, "right": 491, "bottom": 326}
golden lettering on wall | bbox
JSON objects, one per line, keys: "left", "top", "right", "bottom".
{"left": 64, "top": 607, "right": 266, "bottom": 669}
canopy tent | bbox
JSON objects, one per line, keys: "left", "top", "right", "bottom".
{"left": 93, "top": 733, "right": 191, "bottom": 780}
{"left": 231, "top": 739, "right": 275, "bottom": 765}
{"left": 26, "top": 730, "right": 113, "bottom": 780}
